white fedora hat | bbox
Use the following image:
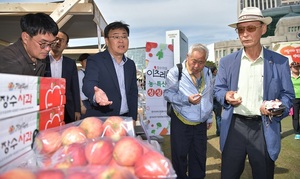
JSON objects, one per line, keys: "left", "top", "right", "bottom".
{"left": 228, "top": 7, "right": 272, "bottom": 28}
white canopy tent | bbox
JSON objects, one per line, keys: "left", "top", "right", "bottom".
{"left": 0, "top": 0, "right": 107, "bottom": 59}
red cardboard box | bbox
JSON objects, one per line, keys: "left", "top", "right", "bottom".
{"left": 38, "top": 105, "right": 65, "bottom": 131}
{"left": 39, "top": 77, "right": 66, "bottom": 110}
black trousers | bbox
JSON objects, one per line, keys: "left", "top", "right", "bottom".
{"left": 292, "top": 98, "right": 300, "bottom": 134}
{"left": 80, "top": 99, "right": 93, "bottom": 119}
{"left": 170, "top": 109, "right": 207, "bottom": 179}
{"left": 221, "top": 114, "right": 274, "bottom": 179}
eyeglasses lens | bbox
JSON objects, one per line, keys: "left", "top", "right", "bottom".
{"left": 236, "top": 25, "right": 261, "bottom": 34}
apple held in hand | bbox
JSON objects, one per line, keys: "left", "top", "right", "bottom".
{"left": 79, "top": 117, "right": 103, "bottom": 139}
{"left": 134, "top": 150, "right": 175, "bottom": 179}
{"left": 85, "top": 138, "right": 114, "bottom": 165}
{"left": 234, "top": 93, "right": 242, "bottom": 100}
{"left": 61, "top": 126, "right": 87, "bottom": 146}
{"left": 113, "top": 136, "right": 143, "bottom": 167}
{"left": 102, "top": 116, "right": 127, "bottom": 138}
{"left": 34, "top": 130, "right": 62, "bottom": 154}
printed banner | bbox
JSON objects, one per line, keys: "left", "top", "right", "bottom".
{"left": 144, "top": 42, "right": 174, "bottom": 135}
{"left": 273, "top": 41, "right": 300, "bottom": 63}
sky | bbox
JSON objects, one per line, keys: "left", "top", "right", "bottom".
{"left": 3, "top": 0, "right": 240, "bottom": 48}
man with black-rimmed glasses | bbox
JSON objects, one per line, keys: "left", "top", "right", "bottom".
{"left": 0, "top": 13, "right": 58, "bottom": 76}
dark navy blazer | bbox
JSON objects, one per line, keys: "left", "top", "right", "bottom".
{"left": 82, "top": 49, "right": 138, "bottom": 120}
{"left": 44, "top": 55, "right": 81, "bottom": 123}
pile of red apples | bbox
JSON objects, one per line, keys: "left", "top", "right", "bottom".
{"left": 0, "top": 116, "right": 177, "bottom": 179}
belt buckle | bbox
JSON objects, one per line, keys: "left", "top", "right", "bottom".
{"left": 247, "top": 115, "right": 260, "bottom": 120}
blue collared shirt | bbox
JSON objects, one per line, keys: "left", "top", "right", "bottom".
{"left": 164, "top": 60, "right": 214, "bottom": 123}
{"left": 111, "top": 55, "right": 129, "bottom": 115}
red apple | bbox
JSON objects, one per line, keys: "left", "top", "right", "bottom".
{"left": 36, "top": 169, "right": 65, "bottom": 179}
{"left": 79, "top": 117, "right": 103, "bottom": 139}
{"left": 34, "top": 130, "right": 62, "bottom": 154}
{"left": 109, "top": 159, "right": 135, "bottom": 175}
{"left": 95, "top": 166, "right": 136, "bottom": 179}
{"left": 0, "top": 168, "right": 36, "bottom": 179}
{"left": 134, "top": 150, "right": 175, "bottom": 179}
{"left": 65, "top": 171, "right": 94, "bottom": 179}
{"left": 85, "top": 138, "right": 114, "bottom": 165}
{"left": 52, "top": 143, "right": 87, "bottom": 169}
{"left": 102, "top": 116, "right": 127, "bottom": 139}
{"left": 113, "top": 136, "right": 143, "bottom": 166}
{"left": 61, "top": 126, "right": 87, "bottom": 146}
{"left": 38, "top": 157, "right": 52, "bottom": 168}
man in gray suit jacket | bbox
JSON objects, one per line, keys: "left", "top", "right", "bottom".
{"left": 214, "top": 7, "right": 294, "bottom": 179}
{"left": 83, "top": 21, "right": 138, "bottom": 122}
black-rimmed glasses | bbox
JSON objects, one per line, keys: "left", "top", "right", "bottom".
{"left": 31, "top": 38, "right": 58, "bottom": 49}
{"left": 108, "top": 35, "right": 128, "bottom": 40}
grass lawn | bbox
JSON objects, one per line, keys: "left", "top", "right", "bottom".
{"left": 160, "top": 116, "right": 300, "bottom": 179}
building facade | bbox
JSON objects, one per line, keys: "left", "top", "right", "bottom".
{"left": 166, "top": 30, "right": 188, "bottom": 66}
{"left": 238, "top": 0, "right": 281, "bottom": 13}
{"left": 214, "top": 4, "right": 300, "bottom": 64}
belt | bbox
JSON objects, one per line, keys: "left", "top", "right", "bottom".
{"left": 233, "top": 114, "right": 261, "bottom": 120}
{"left": 120, "top": 112, "right": 129, "bottom": 116}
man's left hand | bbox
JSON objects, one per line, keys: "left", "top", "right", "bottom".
{"left": 207, "top": 123, "right": 212, "bottom": 130}
{"left": 75, "top": 112, "right": 81, "bottom": 121}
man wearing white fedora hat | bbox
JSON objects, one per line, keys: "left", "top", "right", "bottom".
{"left": 214, "top": 7, "right": 295, "bottom": 179}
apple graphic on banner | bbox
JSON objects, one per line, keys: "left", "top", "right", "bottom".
{"left": 45, "top": 112, "right": 62, "bottom": 130}
{"left": 145, "top": 42, "right": 158, "bottom": 52}
{"left": 168, "top": 44, "right": 173, "bottom": 52}
{"left": 113, "top": 136, "right": 143, "bottom": 167}
{"left": 44, "top": 85, "right": 63, "bottom": 109}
